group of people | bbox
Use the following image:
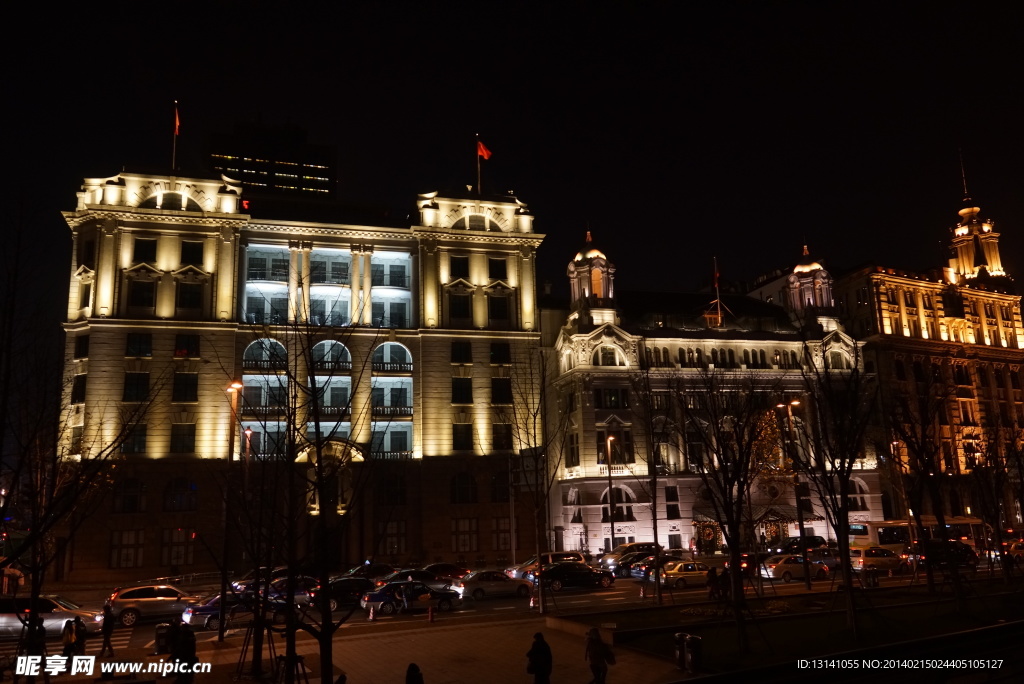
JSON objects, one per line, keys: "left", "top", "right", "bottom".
{"left": 58, "top": 617, "right": 89, "bottom": 658}
{"left": 526, "top": 629, "right": 616, "bottom": 684}
{"left": 705, "top": 566, "right": 733, "bottom": 601}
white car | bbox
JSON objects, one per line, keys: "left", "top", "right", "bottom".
{"left": 452, "top": 571, "right": 533, "bottom": 600}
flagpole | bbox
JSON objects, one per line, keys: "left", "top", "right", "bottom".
{"left": 475, "top": 133, "right": 482, "bottom": 196}
{"left": 172, "top": 101, "right": 179, "bottom": 172}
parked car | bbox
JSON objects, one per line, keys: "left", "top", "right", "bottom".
{"left": 769, "top": 536, "right": 828, "bottom": 554}
{"left": 909, "top": 540, "right": 979, "bottom": 570}
{"left": 181, "top": 592, "right": 248, "bottom": 632}
{"left": 453, "top": 570, "right": 533, "bottom": 600}
{"left": 106, "top": 585, "right": 201, "bottom": 627}
{"left": 659, "top": 561, "right": 711, "bottom": 588}
{"left": 422, "top": 563, "right": 471, "bottom": 579}
{"left": 505, "top": 552, "right": 585, "bottom": 579}
{"left": 849, "top": 547, "right": 909, "bottom": 574}
{"left": 723, "top": 553, "right": 765, "bottom": 578}
{"left": 531, "top": 562, "right": 615, "bottom": 592}
{"left": 374, "top": 569, "right": 453, "bottom": 591}
{"left": 759, "top": 555, "right": 830, "bottom": 582}
{"left": 266, "top": 575, "right": 320, "bottom": 604}
{"left": 0, "top": 596, "right": 103, "bottom": 638}
{"left": 806, "top": 548, "right": 843, "bottom": 571}
{"left": 598, "top": 542, "right": 661, "bottom": 574}
{"left": 359, "top": 581, "right": 461, "bottom": 615}
{"left": 307, "top": 577, "right": 375, "bottom": 612}
{"left": 343, "top": 562, "right": 397, "bottom": 580}
{"left": 231, "top": 566, "right": 288, "bottom": 593}
{"left": 607, "top": 551, "right": 651, "bottom": 578}
{"left": 1005, "top": 541, "right": 1024, "bottom": 565}
{"left": 629, "top": 554, "right": 685, "bottom": 579}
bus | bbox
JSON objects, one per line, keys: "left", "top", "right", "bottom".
{"left": 848, "top": 517, "right": 985, "bottom": 554}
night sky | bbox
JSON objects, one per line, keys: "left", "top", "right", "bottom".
{"left": 11, "top": 2, "right": 1023, "bottom": 321}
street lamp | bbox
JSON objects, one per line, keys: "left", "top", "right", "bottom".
{"left": 776, "top": 399, "right": 811, "bottom": 590}
{"left": 219, "top": 380, "right": 243, "bottom": 642}
{"left": 606, "top": 435, "right": 616, "bottom": 549}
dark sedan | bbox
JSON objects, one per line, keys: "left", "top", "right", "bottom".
{"left": 359, "top": 581, "right": 461, "bottom": 615}
{"left": 531, "top": 562, "right": 615, "bottom": 592}
{"left": 343, "top": 562, "right": 397, "bottom": 580}
{"left": 422, "top": 562, "right": 471, "bottom": 579}
{"left": 373, "top": 569, "right": 453, "bottom": 590}
{"left": 307, "top": 577, "right": 375, "bottom": 612}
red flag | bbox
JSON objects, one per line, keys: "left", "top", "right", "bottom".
{"left": 174, "top": 104, "right": 180, "bottom": 136}
{"left": 477, "top": 140, "right": 492, "bottom": 159}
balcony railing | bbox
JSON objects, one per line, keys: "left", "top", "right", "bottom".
{"left": 312, "top": 360, "right": 352, "bottom": 371}
{"left": 372, "top": 362, "right": 413, "bottom": 372}
{"left": 316, "top": 406, "right": 351, "bottom": 417}
{"left": 372, "top": 450, "right": 414, "bottom": 460}
{"left": 371, "top": 274, "right": 410, "bottom": 288}
{"left": 371, "top": 405, "right": 413, "bottom": 417}
{"left": 242, "top": 359, "right": 288, "bottom": 371}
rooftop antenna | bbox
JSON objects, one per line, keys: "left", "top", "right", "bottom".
{"left": 171, "top": 101, "right": 180, "bottom": 172}
{"left": 958, "top": 146, "right": 969, "bottom": 200}
{"left": 704, "top": 256, "right": 734, "bottom": 328}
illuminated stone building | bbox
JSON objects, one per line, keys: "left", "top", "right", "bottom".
{"left": 545, "top": 236, "right": 871, "bottom": 555}
{"left": 831, "top": 197, "right": 1024, "bottom": 527}
{"left": 60, "top": 170, "right": 544, "bottom": 582}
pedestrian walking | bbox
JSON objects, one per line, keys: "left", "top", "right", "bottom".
{"left": 584, "top": 627, "right": 614, "bottom": 684}
{"left": 73, "top": 616, "right": 88, "bottom": 656}
{"left": 99, "top": 604, "right": 116, "bottom": 657}
{"left": 60, "top": 620, "right": 76, "bottom": 658}
{"left": 719, "top": 567, "right": 732, "bottom": 601}
{"left": 526, "top": 632, "right": 553, "bottom": 684}
{"left": 405, "top": 662, "right": 424, "bottom": 684}
{"left": 705, "top": 567, "right": 720, "bottom": 601}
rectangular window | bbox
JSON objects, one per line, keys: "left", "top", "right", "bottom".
{"left": 180, "top": 241, "right": 204, "bottom": 267}
{"left": 451, "top": 518, "right": 479, "bottom": 553}
{"left": 169, "top": 423, "right": 196, "bottom": 453}
{"left": 122, "top": 372, "right": 150, "bottom": 402}
{"left": 109, "top": 530, "right": 145, "bottom": 569}
{"left": 271, "top": 258, "right": 289, "bottom": 280}
{"left": 491, "top": 377, "right": 513, "bottom": 404}
{"left": 128, "top": 281, "right": 155, "bottom": 308}
{"left": 666, "top": 504, "right": 681, "bottom": 520}
{"left": 248, "top": 256, "right": 267, "bottom": 280}
{"left": 372, "top": 301, "right": 386, "bottom": 326}
{"left": 488, "top": 258, "right": 507, "bottom": 281}
{"left": 174, "top": 334, "right": 200, "bottom": 358}
{"left": 451, "top": 341, "right": 472, "bottom": 363}
{"left": 269, "top": 297, "right": 288, "bottom": 324}
{"left": 450, "top": 294, "right": 471, "bottom": 320}
{"left": 389, "top": 265, "right": 407, "bottom": 287}
{"left": 493, "top": 423, "right": 513, "bottom": 450}
{"left": 487, "top": 295, "right": 509, "bottom": 325}
{"left": 70, "top": 426, "right": 84, "bottom": 454}
{"left": 391, "top": 387, "right": 408, "bottom": 407}
{"left": 172, "top": 372, "right": 199, "bottom": 402}
{"left": 160, "top": 528, "right": 195, "bottom": 566}
{"left": 310, "top": 260, "right": 327, "bottom": 283}
{"left": 80, "top": 282, "right": 92, "bottom": 309}
{"left": 246, "top": 297, "right": 265, "bottom": 324}
{"left": 449, "top": 255, "right": 470, "bottom": 280}
{"left": 452, "top": 377, "right": 473, "bottom": 404}
{"left": 665, "top": 485, "right": 679, "bottom": 502}
{"left": 390, "top": 302, "right": 407, "bottom": 328}
{"left": 329, "top": 386, "right": 349, "bottom": 407}
{"left": 330, "top": 261, "right": 349, "bottom": 284}
{"left": 378, "top": 521, "right": 407, "bottom": 555}
{"left": 125, "top": 333, "right": 152, "bottom": 357}
{"left": 371, "top": 263, "right": 385, "bottom": 285}
{"left": 492, "top": 517, "right": 511, "bottom": 551}
{"left": 453, "top": 424, "right": 473, "bottom": 450}
{"left": 121, "top": 424, "right": 147, "bottom": 454}
{"left": 490, "top": 342, "right": 511, "bottom": 364}
{"left": 133, "top": 238, "right": 157, "bottom": 263}
{"left": 71, "top": 375, "right": 87, "bottom": 404}
{"left": 566, "top": 432, "right": 580, "bottom": 468}
{"left": 390, "top": 430, "right": 408, "bottom": 453}
{"left": 176, "top": 283, "right": 203, "bottom": 310}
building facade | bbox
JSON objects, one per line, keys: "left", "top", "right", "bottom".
{"left": 60, "top": 171, "right": 545, "bottom": 582}
{"left": 545, "top": 237, "right": 876, "bottom": 556}
{"left": 831, "top": 197, "right": 1024, "bottom": 530}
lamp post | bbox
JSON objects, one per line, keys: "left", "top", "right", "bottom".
{"left": 777, "top": 399, "right": 811, "bottom": 590}
{"left": 219, "top": 380, "right": 243, "bottom": 642}
{"left": 606, "top": 435, "right": 616, "bottom": 549}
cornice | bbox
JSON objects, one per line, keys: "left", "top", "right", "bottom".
{"left": 63, "top": 208, "right": 246, "bottom": 230}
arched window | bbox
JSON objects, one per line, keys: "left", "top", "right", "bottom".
{"left": 243, "top": 339, "right": 287, "bottom": 370}
{"left": 593, "top": 345, "right": 626, "bottom": 367}
{"left": 451, "top": 472, "right": 478, "bottom": 504}
{"left": 743, "top": 349, "right": 751, "bottom": 366}
{"left": 113, "top": 478, "right": 146, "bottom": 513}
{"left": 312, "top": 341, "right": 351, "bottom": 370}
{"left": 602, "top": 487, "right": 636, "bottom": 522}
{"left": 372, "top": 343, "right": 412, "bottom": 371}
{"left": 163, "top": 477, "right": 197, "bottom": 512}
{"left": 711, "top": 349, "right": 719, "bottom": 366}
{"left": 662, "top": 347, "right": 671, "bottom": 367}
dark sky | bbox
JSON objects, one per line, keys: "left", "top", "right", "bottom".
{"left": 11, "top": 2, "right": 1023, "bottom": 315}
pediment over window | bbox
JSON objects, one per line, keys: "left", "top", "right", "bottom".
{"left": 445, "top": 279, "right": 475, "bottom": 295}
{"left": 171, "top": 265, "right": 210, "bottom": 281}
{"left": 484, "top": 282, "right": 513, "bottom": 295}
{"left": 124, "top": 263, "right": 162, "bottom": 279}
{"left": 74, "top": 265, "right": 95, "bottom": 278}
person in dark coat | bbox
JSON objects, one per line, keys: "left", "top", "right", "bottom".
{"left": 584, "top": 627, "right": 610, "bottom": 684}
{"left": 526, "top": 632, "right": 553, "bottom": 684}
{"left": 705, "top": 567, "right": 720, "bottom": 600}
{"left": 99, "top": 604, "right": 116, "bottom": 657}
{"left": 60, "top": 620, "right": 76, "bottom": 658}
{"left": 405, "top": 663, "right": 424, "bottom": 684}
{"left": 719, "top": 567, "right": 732, "bottom": 601}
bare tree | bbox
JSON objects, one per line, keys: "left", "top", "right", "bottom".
{"left": 792, "top": 338, "right": 878, "bottom": 637}
{"left": 674, "top": 371, "right": 781, "bottom": 651}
